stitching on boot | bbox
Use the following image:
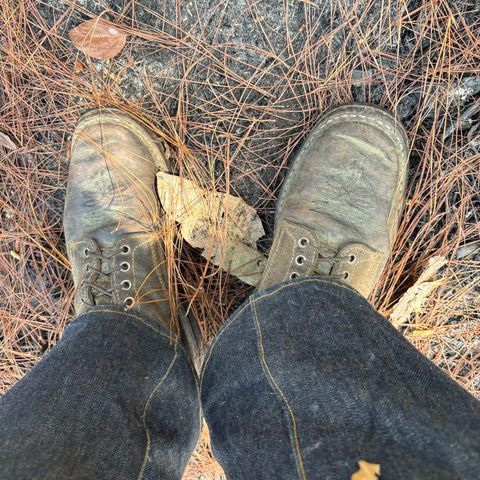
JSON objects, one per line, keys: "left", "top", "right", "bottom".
{"left": 73, "top": 113, "right": 166, "bottom": 169}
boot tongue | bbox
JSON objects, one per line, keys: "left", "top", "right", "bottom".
{"left": 312, "top": 243, "right": 339, "bottom": 276}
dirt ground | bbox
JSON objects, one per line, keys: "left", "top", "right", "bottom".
{"left": 1, "top": 0, "right": 479, "bottom": 477}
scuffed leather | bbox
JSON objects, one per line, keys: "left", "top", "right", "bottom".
{"left": 63, "top": 109, "right": 200, "bottom": 361}
{"left": 258, "top": 104, "right": 409, "bottom": 297}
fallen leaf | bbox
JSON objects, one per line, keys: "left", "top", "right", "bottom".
{"left": 351, "top": 460, "right": 381, "bottom": 480}
{"left": 390, "top": 255, "right": 446, "bottom": 328}
{"left": 407, "top": 327, "right": 438, "bottom": 338}
{"left": 157, "top": 172, "right": 266, "bottom": 285}
{"left": 0, "top": 131, "right": 18, "bottom": 150}
{"left": 416, "top": 256, "right": 447, "bottom": 284}
{"left": 68, "top": 19, "right": 127, "bottom": 60}
{"left": 74, "top": 59, "right": 85, "bottom": 73}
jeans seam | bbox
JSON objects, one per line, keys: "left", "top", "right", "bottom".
{"left": 200, "top": 278, "right": 357, "bottom": 392}
{"left": 76, "top": 308, "right": 200, "bottom": 478}
{"left": 199, "top": 300, "right": 251, "bottom": 388}
{"left": 137, "top": 346, "right": 179, "bottom": 480}
{"left": 251, "top": 299, "right": 307, "bottom": 480}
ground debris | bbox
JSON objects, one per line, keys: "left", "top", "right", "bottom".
{"left": 456, "top": 242, "right": 480, "bottom": 260}
{"left": 157, "top": 173, "right": 266, "bottom": 286}
{"left": 0, "top": 131, "right": 18, "bottom": 150}
{"left": 407, "top": 327, "right": 437, "bottom": 339}
{"left": 390, "top": 256, "right": 447, "bottom": 328}
{"left": 351, "top": 460, "right": 381, "bottom": 480}
{"left": 68, "top": 19, "right": 127, "bottom": 60}
{"left": 9, "top": 250, "right": 21, "bottom": 261}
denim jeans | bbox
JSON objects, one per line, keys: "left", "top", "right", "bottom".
{"left": 1, "top": 278, "right": 479, "bottom": 479}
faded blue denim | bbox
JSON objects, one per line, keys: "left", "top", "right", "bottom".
{"left": 1, "top": 278, "right": 479, "bottom": 479}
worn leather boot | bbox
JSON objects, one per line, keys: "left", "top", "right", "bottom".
{"left": 64, "top": 108, "right": 200, "bottom": 360}
{"left": 258, "top": 104, "right": 409, "bottom": 298}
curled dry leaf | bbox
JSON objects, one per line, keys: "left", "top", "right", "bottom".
{"left": 68, "top": 19, "right": 127, "bottom": 61}
{"left": 157, "top": 172, "right": 266, "bottom": 286}
{"left": 390, "top": 255, "right": 447, "bottom": 328}
{"left": 351, "top": 460, "right": 381, "bottom": 480}
{"left": 0, "top": 131, "right": 18, "bottom": 150}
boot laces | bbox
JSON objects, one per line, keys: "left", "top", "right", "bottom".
{"left": 290, "top": 236, "right": 355, "bottom": 280}
{"left": 81, "top": 245, "right": 131, "bottom": 306}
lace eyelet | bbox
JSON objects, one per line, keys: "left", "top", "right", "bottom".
{"left": 295, "top": 255, "right": 306, "bottom": 266}
{"left": 343, "top": 272, "right": 350, "bottom": 279}
{"left": 349, "top": 254, "right": 356, "bottom": 263}
{"left": 121, "top": 280, "right": 132, "bottom": 290}
{"left": 84, "top": 263, "right": 90, "bottom": 272}
{"left": 298, "top": 237, "right": 309, "bottom": 248}
{"left": 120, "top": 261, "right": 131, "bottom": 272}
{"left": 290, "top": 272, "right": 299, "bottom": 279}
{"left": 124, "top": 297, "right": 134, "bottom": 308}
{"left": 83, "top": 248, "right": 89, "bottom": 257}
{"left": 121, "top": 245, "right": 130, "bottom": 254}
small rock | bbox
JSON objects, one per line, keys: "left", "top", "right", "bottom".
{"left": 456, "top": 243, "right": 479, "bottom": 260}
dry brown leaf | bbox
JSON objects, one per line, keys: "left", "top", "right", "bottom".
{"left": 351, "top": 460, "right": 381, "bottom": 480}
{"left": 74, "top": 59, "right": 85, "bottom": 73}
{"left": 390, "top": 256, "right": 446, "bottom": 328}
{"left": 407, "top": 327, "right": 438, "bottom": 338}
{"left": 0, "top": 131, "right": 18, "bottom": 150}
{"left": 68, "top": 20, "right": 127, "bottom": 60}
{"left": 415, "top": 256, "right": 447, "bottom": 284}
{"left": 157, "top": 172, "right": 266, "bottom": 286}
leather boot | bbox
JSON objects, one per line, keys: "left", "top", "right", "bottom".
{"left": 64, "top": 108, "right": 200, "bottom": 360}
{"left": 257, "top": 104, "right": 409, "bottom": 298}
